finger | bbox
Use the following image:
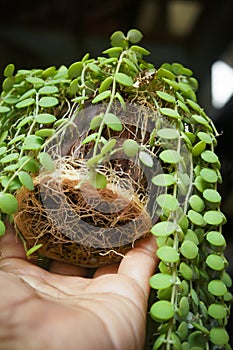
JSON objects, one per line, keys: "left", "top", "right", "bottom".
{"left": 49, "top": 260, "right": 90, "bottom": 277}
{"left": 93, "top": 263, "right": 119, "bottom": 278}
{"left": 0, "top": 222, "right": 26, "bottom": 260}
{"left": 118, "top": 235, "right": 158, "bottom": 296}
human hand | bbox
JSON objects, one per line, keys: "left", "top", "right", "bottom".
{"left": 0, "top": 223, "right": 158, "bottom": 350}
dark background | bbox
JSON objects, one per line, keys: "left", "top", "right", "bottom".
{"left": 0, "top": 0, "right": 233, "bottom": 343}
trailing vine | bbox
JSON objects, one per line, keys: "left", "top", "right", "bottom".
{"left": 0, "top": 29, "right": 232, "bottom": 349}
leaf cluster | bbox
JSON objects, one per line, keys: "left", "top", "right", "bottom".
{"left": 0, "top": 29, "right": 232, "bottom": 349}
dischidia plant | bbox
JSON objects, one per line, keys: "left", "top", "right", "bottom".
{"left": 0, "top": 29, "right": 232, "bottom": 349}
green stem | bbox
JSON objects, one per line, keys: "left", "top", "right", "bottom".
{"left": 92, "top": 50, "right": 127, "bottom": 158}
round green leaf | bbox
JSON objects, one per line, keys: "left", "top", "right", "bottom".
{"left": 201, "top": 150, "right": 219, "bottom": 163}
{"left": 171, "top": 63, "right": 192, "bottom": 76}
{"left": 188, "top": 331, "right": 206, "bottom": 348}
{"left": 35, "top": 129, "right": 56, "bottom": 138}
{"left": 89, "top": 172, "right": 106, "bottom": 189}
{"left": 127, "top": 29, "right": 143, "bottom": 43}
{"left": 0, "top": 147, "right": 7, "bottom": 156}
{"left": 90, "top": 115, "right": 103, "bottom": 130}
{"left": 192, "top": 114, "right": 208, "bottom": 125}
{"left": 4, "top": 96, "right": 19, "bottom": 105}
{"left": 104, "top": 113, "right": 122, "bottom": 131}
{"left": 197, "top": 131, "right": 213, "bottom": 144}
{"left": 130, "top": 45, "right": 150, "bottom": 56}
{"left": 4, "top": 63, "right": 15, "bottom": 77}
{"left": 0, "top": 220, "right": 6, "bottom": 236}
{"left": 183, "top": 131, "right": 195, "bottom": 144}
{"left": 0, "top": 106, "right": 10, "bottom": 113}
{"left": 86, "top": 154, "right": 102, "bottom": 167}
{"left": 151, "top": 221, "right": 177, "bottom": 237}
{"left": 22, "top": 135, "right": 43, "bottom": 150}
{"left": 17, "top": 88, "right": 36, "bottom": 100}
{"left": 224, "top": 292, "right": 233, "bottom": 302}
{"left": 36, "top": 113, "right": 56, "bottom": 124}
{"left": 99, "top": 76, "right": 113, "bottom": 93}
{"left": 179, "top": 262, "right": 193, "bottom": 280}
{"left": 177, "top": 100, "right": 190, "bottom": 113}
{"left": 123, "top": 139, "right": 139, "bottom": 157}
{"left": 156, "top": 91, "right": 176, "bottom": 103}
{"left": 139, "top": 151, "right": 153, "bottom": 167}
{"left": 8, "top": 134, "right": 25, "bottom": 145}
{"left": 180, "top": 240, "right": 199, "bottom": 259}
{"left": 16, "top": 116, "right": 33, "bottom": 129}
{"left": 4, "top": 164, "right": 19, "bottom": 172}
{"left": 157, "top": 194, "right": 179, "bottom": 211}
{"left": 157, "top": 286, "right": 172, "bottom": 301}
{"left": 187, "top": 210, "right": 205, "bottom": 226}
{"left": 68, "top": 62, "right": 83, "bottom": 78}
{"left": 206, "top": 254, "right": 225, "bottom": 270}
{"left": 192, "top": 141, "right": 206, "bottom": 156}
{"left": 0, "top": 192, "right": 18, "bottom": 214}
{"left": 203, "top": 189, "right": 221, "bottom": 203}
{"left": 160, "top": 107, "right": 181, "bottom": 119}
{"left": 88, "top": 63, "right": 102, "bottom": 75}
{"left": 152, "top": 173, "right": 176, "bottom": 186}
{"left": 38, "top": 96, "right": 59, "bottom": 108}
{"left": 184, "top": 229, "right": 199, "bottom": 245}
{"left": 222, "top": 272, "right": 232, "bottom": 288}
{"left": 206, "top": 231, "right": 226, "bottom": 246}
{"left": 38, "top": 152, "right": 55, "bottom": 172}
{"left": 26, "top": 76, "right": 44, "bottom": 85}
{"left": 16, "top": 98, "right": 35, "bottom": 109}
{"left": 149, "top": 273, "right": 172, "bottom": 290}
{"left": 179, "top": 296, "right": 189, "bottom": 318}
{"left": 39, "top": 85, "right": 59, "bottom": 94}
{"left": 199, "top": 301, "right": 208, "bottom": 319}
{"left": 18, "top": 171, "right": 34, "bottom": 191}
{"left": 42, "top": 66, "right": 56, "bottom": 78}
{"left": 92, "top": 90, "right": 111, "bottom": 104}
{"left": 101, "top": 138, "right": 116, "bottom": 155}
{"left": 208, "top": 303, "right": 227, "bottom": 320}
{"left": 194, "top": 175, "right": 208, "bottom": 192}
{"left": 189, "top": 195, "right": 205, "bottom": 212}
{"left": 2, "top": 77, "right": 14, "bottom": 92}
{"left": 115, "top": 72, "right": 133, "bottom": 86}
{"left": 157, "top": 246, "right": 180, "bottom": 263}
{"left": 208, "top": 280, "right": 227, "bottom": 296}
{"left": 158, "top": 68, "right": 175, "bottom": 80}
{"left": 176, "top": 322, "right": 189, "bottom": 342}
{"left": 151, "top": 334, "right": 166, "bottom": 350}
{"left": 204, "top": 210, "right": 224, "bottom": 225}
{"left": 159, "top": 149, "right": 182, "bottom": 164}
{"left": 157, "top": 128, "right": 179, "bottom": 140}
{"left": 186, "top": 99, "right": 201, "bottom": 111}
{"left": 210, "top": 328, "right": 229, "bottom": 345}
{"left": 200, "top": 168, "right": 218, "bottom": 183}
{"left": 110, "top": 31, "right": 126, "bottom": 47}
{"left": 150, "top": 300, "right": 175, "bottom": 322}
{"left": 181, "top": 131, "right": 193, "bottom": 146}
{"left": 0, "top": 153, "right": 19, "bottom": 164}
{"left": 170, "top": 333, "right": 181, "bottom": 350}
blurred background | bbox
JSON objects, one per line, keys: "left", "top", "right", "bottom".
{"left": 0, "top": 0, "right": 233, "bottom": 341}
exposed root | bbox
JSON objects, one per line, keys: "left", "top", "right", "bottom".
{"left": 14, "top": 103, "right": 162, "bottom": 267}
{"left": 15, "top": 159, "right": 152, "bottom": 267}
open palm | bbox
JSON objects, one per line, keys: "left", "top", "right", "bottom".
{"left": 0, "top": 223, "right": 157, "bottom": 350}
